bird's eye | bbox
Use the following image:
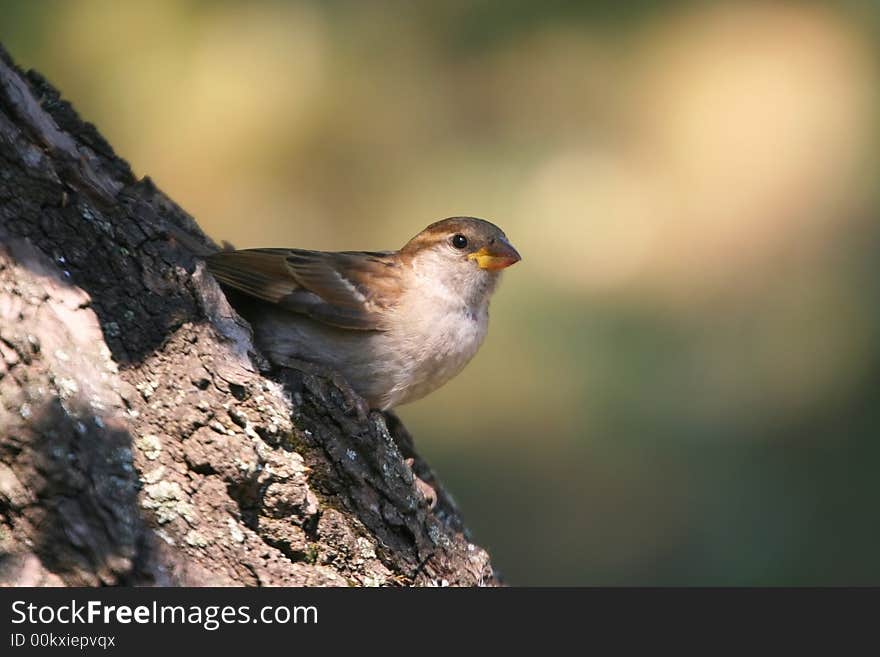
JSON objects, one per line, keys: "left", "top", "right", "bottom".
{"left": 451, "top": 234, "right": 468, "bottom": 249}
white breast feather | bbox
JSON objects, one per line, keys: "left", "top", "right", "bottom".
{"left": 379, "top": 251, "right": 491, "bottom": 408}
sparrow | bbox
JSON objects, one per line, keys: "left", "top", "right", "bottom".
{"left": 206, "top": 217, "right": 521, "bottom": 412}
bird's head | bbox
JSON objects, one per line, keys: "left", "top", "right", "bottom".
{"left": 401, "top": 217, "right": 521, "bottom": 305}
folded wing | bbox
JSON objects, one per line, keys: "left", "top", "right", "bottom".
{"left": 206, "top": 248, "right": 401, "bottom": 331}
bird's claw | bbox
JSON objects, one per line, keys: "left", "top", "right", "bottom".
{"left": 405, "top": 458, "right": 437, "bottom": 510}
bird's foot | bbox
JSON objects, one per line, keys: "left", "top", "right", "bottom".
{"left": 405, "top": 458, "right": 437, "bottom": 510}
{"left": 274, "top": 356, "right": 371, "bottom": 422}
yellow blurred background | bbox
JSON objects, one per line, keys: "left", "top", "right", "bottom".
{"left": 5, "top": 0, "right": 880, "bottom": 584}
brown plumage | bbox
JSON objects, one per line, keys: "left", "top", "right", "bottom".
{"left": 208, "top": 248, "right": 402, "bottom": 330}
{"left": 207, "top": 217, "right": 520, "bottom": 410}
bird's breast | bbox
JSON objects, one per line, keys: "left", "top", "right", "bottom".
{"left": 381, "top": 292, "right": 489, "bottom": 407}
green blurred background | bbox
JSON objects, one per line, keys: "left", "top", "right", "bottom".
{"left": 4, "top": 0, "right": 880, "bottom": 585}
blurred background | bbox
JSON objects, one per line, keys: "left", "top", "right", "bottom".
{"left": 3, "top": 0, "right": 879, "bottom": 585}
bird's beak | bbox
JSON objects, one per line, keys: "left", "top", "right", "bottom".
{"left": 468, "top": 239, "right": 522, "bottom": 271}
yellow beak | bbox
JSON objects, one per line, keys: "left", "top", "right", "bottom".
{"left": 467, "top": 240, "right": 522, "bottom": 271}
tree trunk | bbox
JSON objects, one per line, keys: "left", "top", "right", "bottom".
{"left": 0, "top": 45, "right": 497, "bottom": 587}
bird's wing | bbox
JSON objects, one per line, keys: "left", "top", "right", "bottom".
{"left": 206, "top": 248, "right": 401, "bottom": 331}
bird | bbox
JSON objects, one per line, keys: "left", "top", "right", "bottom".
{"left": 206, "top": 216, "right": 520, "bottom": 413}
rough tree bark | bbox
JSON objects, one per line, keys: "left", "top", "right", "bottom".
{"left": 0, "top": 45, "right": 498, "bottom": 586}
